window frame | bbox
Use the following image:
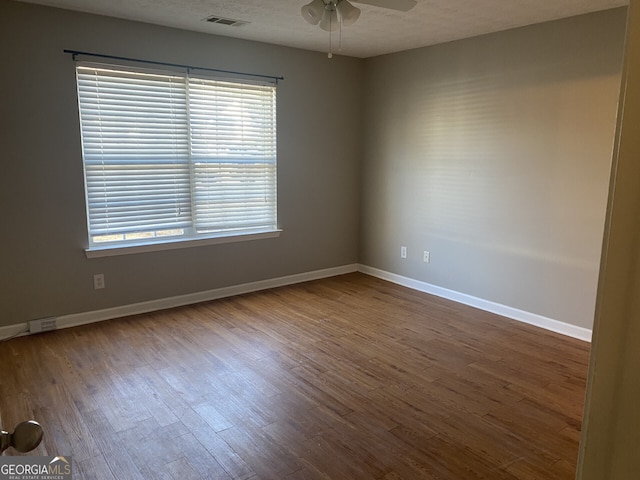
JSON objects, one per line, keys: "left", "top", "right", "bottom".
{"left": 74, "top": 62, "right": 280, "bottom": 258}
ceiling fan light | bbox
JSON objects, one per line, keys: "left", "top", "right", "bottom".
{"left": 301, "top": 0, "right": 325, "bottom": 25}
{"left": 336, "top": 0, "right": 360, "bottom": 27}
{"left": 319, "top": 7, "right": 339, "bottom": 32}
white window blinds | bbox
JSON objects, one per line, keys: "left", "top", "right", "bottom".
{"left": 189, "top": 77, "right": 277, "bottom": 234}
{"left": 76, "top": 64, "right": 277, "bottom": 248}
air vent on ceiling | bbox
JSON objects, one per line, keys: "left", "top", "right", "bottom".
{"left": 204, "top": 15, "right": 249, "bottom": 27}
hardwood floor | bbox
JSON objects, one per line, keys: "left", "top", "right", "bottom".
{"left": 0, "top": 273, "right": 590, "bottom": 479}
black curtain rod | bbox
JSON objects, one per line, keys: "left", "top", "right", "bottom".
{"left": 63, "top": 49, "right": 284, "bottom": 83}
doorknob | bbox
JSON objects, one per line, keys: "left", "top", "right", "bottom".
{"left": 0, "top": 420, "right": 44, "bottom": 454}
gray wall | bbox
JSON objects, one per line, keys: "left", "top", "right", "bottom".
{"left": 0, "top": 0, "right": 362, "bottom": 327}
{"left": 360, "top": 8, "right": 626, "bottom": 330}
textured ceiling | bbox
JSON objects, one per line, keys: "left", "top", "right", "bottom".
{"left": 15, "top": 0, "right": 628, "bottom": 58}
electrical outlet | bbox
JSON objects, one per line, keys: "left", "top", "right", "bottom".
{"left": 423, "top": 251, "right": 430, "bottom": 263}
{"left": 401, "top": 246, "right": 407, "bottom": 259}
{"left": 94, "top": 273, "right": 105, "bottom": 290}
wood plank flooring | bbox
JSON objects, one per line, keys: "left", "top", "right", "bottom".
{"left": 0, "top": 273, "right": 590, "bottom": 479}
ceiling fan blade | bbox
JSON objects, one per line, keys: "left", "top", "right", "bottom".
{"left": 351, "top": 0, "right": 417, "bottom": 12}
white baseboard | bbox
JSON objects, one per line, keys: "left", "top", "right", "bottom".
{"left": 0, "top": 264, "right": 358, "bottom": 340}
{"left": 357, "top": 264, "right": 592, "bottom": 342}
{"left": 0, "top": 323, "right": 30, "bottom": 341}
{"left": 1, "top": 263, "right": 592, "bottom": 343}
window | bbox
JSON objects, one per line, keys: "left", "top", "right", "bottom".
{"left": 75, "top": 64, "right": 277, "bottom": 254}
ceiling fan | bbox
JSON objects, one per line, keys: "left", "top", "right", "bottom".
{"left": 301, "top": 0, "right": 417, "bottom": 32}
{"left": 301, "top": 0, "right": 417, "bottom": 57}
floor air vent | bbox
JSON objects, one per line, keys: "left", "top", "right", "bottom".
{"left": 28, "top": 317, "right": 57, "bottom": 334}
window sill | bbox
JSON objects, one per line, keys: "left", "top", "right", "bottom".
{"left": 85, "top": 229, "right": 282, "bottom": 259}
